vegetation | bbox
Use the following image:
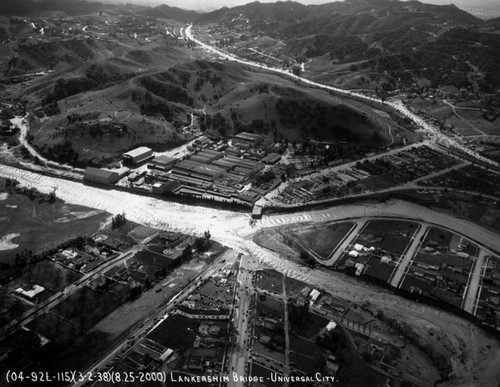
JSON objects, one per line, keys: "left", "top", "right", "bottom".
{"left": 111, "top": 213, "right": 127, "bottom": 230}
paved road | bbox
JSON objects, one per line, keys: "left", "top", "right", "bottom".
{"left": 228, "top": 254, "right": 253, "bottom": 386}
{"left": 389, "top": 225, "right": 428, "bottom": 288}
{"left": 73, "top": 251, "right": 235, "bottom": 387}
{"left": 462, "top": 249, "right": 488, "bottom": 313}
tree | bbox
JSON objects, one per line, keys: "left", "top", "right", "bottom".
{"left": 111, "top": 212, "right": 127, "bottom": 229}
{"left": 203, "top": 230, "right": 211, "bottom": 245}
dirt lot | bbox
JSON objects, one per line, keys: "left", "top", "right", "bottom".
{"left": 255, "top": 269, "right": 283, "bottom": 294}
{"left": 286, "top": 221, "right": 355, "bottom": 259}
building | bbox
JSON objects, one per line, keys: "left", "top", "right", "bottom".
{"left": 122, "top": 147, "right": 153, "bottom": 166}
{"left": 172, "top": 160, "right": 224, "bottom": 182}
{"left": 84, "top": 167, "right": 120, "bottom": 185}
{"left": 113, "top": 166, "right": 130, "bottom": 179}
{"left": 261, "top": 153, "right": 281, "bottom": 164}
{"left": 232, "top": 132, "right": 266, "bottom": 148}
{"left": 149, "top": 155, "right": 176, "bottom": 171}
{"left": 252, "top": 205, "right": 263, "bottom": 219}
{"left": 15, "top": 284, "right": 45, "bottom": 301}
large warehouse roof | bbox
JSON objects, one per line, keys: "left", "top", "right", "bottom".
{"left": 123, "top": 147, "right": 152, "bottom": 158}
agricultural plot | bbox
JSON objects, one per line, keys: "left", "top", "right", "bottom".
{"left": 286, "top": 222, "right": 355, "bottom": 259}
{"left": 400, "top": 227, "right": 478, "bottom": 307}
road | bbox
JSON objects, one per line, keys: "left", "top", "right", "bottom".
{"left": 0, "top": 248, "right": 136, "bottom": 339}
{"left": 389, "top": 225, "right": 428, "bottom": 288}
{"left": 228, "top": 254, "right": 254, "bottom": 386}
{"left": 321, "top": 220, "right": 366, "bottom": 266}
{"left": 10, "top": 116, "right": 79, "bottom": 173}
{"left": 73, "top": 250, "right": 236, "bottom": 387}
{"left": 1, "top": 166, "right": 500, "bottom": 385}
{"left": 184, "top": 25, "right": 500, "bottom": 171}
{"left": 462, "top": 249, "right": 488, "bottom": 313}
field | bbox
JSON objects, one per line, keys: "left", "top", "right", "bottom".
{"left": 354, "top": 219, "right": 419, "bottom": 255}
{"left": 0, "top": 192, "right": 109, "bottom": 264}
{"left": 256, "top": 296, "right": 284, "bottom": 321}
{"left": 286, "top": 222, "right": 355, "bottom": 259}
{"left": 146, "top": 314, "right": 197, "bottom": 349}
{"left": 284, "top": 276, "right": 309, "bottom": 297}
{"left": 255, "top": 269, "right": 284, "bottom": 294}
{"left": 29, "top": 281, "right": 129, "bottom": 347}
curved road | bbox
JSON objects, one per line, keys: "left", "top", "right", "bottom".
{"left": 184, "top": 25, "right": 500, "bottom": 170}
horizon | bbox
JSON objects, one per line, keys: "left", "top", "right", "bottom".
{"left": 108, "top": 0, "right": 500, "bottom": 16}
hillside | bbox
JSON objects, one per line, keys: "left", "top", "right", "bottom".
{"left": 199, "top": 0, "right": 500, "bottom": 92}
{"left": 10, "top": 57, "right": 395, "bottom": 167}
{"left": 138, "top": 4, "right": 201, "bottom": 22}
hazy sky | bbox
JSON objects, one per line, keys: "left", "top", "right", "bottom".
{"left": 120, "top": 0, "right": 500, "bottom": 13}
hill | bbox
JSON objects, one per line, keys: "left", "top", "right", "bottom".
{"left": 138, "top": 4, "right": 200, "bottom": 22}
{"left": 198, "top": 0, "right": 500, "bottom": 92}
{"left": 9, "top": 57, "right": 395, "bottom": 167}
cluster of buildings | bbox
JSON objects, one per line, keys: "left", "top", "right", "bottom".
{"left": 83, "top": 133, "right": 283, "bottom": 206}
{"left": 274, "top": 144, "right": 459, "bottom": 205}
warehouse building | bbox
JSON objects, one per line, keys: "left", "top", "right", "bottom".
{"left": 149, "top": 155, "right": 176, "bottom": 171}
{"left": 261, "top": 153, "right": 282, "bottom": 164}
{"left": 84, "top": 167, "right": 120, "bottom": 185}
{"left": 172, "top": 160, "right": 224, "bottom": 182}
{"left": 123, "top": 147, "right": 153, "bottom": 166}
{"left": 232, "top": 132, "right": 266, "bottom": 148}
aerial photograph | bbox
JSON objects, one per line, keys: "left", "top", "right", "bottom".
{"left": 0, "top": 0, "right": 499, "bottom": 386}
